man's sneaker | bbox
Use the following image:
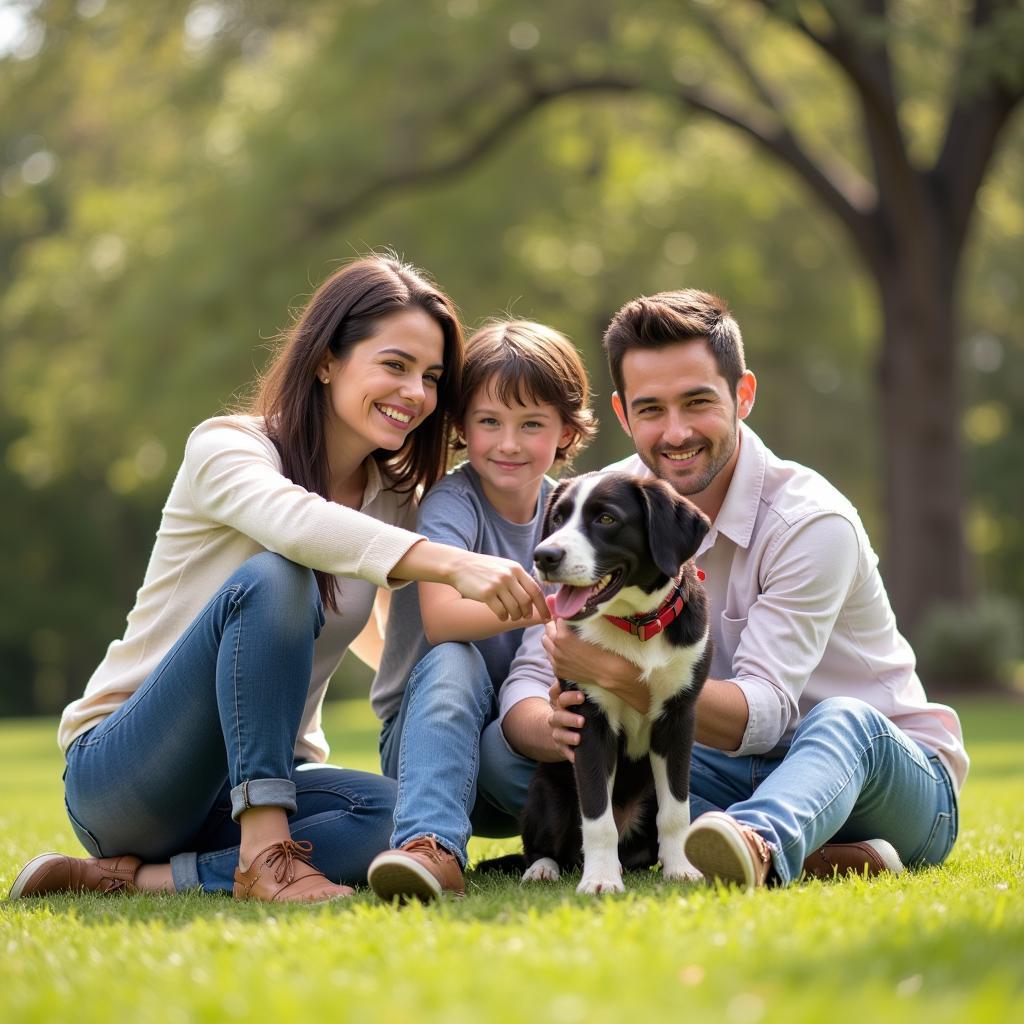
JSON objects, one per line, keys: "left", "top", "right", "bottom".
{"left": 8, "top": 852, "right": 143, "bottom": 898}
{"left": 368, "top": 837, "right": 465, "bottom": 902}
{"left": 683, "top": 812, "right": 772, "bottom": 890}
{"left": 802, "top": 838, "right": 905, "bottom": 880}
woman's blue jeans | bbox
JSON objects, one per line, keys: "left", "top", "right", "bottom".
{"left": 690, "top": 695, "right": 960, "bottom": 884}
{"left": 63, "top": 552, "right": 397, "bottom": 893}
{"left": 379, "top": 642, "right": 538, "bottom": 867}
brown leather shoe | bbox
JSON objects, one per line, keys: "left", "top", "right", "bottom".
{"left": 8, "top": 852, "right": 142, "bottom": 898}
{"left": 802, "top": 838, "right": 905, "bottom": 880}
{"left": 232, "top": 839, "right": 354, "bottom": 903}
{"left": 367, "top": 837, "right": 465, "bottom": 902}
{"left": 683, "top": 812, "right": 772, "bottom": 890}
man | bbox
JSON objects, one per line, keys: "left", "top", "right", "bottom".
{"left": 497, "top": 289, "right": 966, "bottom": 889}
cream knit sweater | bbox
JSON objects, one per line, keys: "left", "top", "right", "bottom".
{"left": 58, "top": 415, "right": 423, "bottom": 761}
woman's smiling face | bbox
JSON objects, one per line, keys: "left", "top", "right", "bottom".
{"left": 320, "top": 308, "right": 446, "bottom": 461}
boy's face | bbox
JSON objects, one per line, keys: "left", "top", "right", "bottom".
{"left": 461, "top": 378, "right": 575, "bottom": 516}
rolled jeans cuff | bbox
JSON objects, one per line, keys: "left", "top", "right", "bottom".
{"left": 170, "top": 852, "right": 200, "bottom": 892}
{"left": 229, "top": 778, "right": 297, "bottom": 822}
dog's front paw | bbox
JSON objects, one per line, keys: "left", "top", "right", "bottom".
{"left": 576, "top": 873, "right": 625, "bottom": 895}
{"left": 661, "top": 855, "right": 704, "bottom": 883}
{"left": 521, "top": 857, "right": 561, "bottom": 883}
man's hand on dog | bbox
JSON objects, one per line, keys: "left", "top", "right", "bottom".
{"left": 542, "top": 618, "right": 652, "bottom": 719}
{"left": 547, "top": 682, "right": 585, "bottom": 762}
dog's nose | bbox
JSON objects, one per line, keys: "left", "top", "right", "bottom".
{"left": 534, "top": 544, "right": 564, "bottom": 574}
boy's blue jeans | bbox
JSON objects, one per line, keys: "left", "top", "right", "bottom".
{"left": 379, "top": 642, "right": 537, "bottom": 866}
{"left": 690, "top": 695, "right": 959, "bottom": 883}
{"left": 63, "top": 552, "right": 396, "bottom": 893}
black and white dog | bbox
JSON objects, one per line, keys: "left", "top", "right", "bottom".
{"left": 522, "top": 471, "right": 712, "bottom": 894}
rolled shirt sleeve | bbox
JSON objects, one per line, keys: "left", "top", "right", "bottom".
{"left": 728, "top": 513, "right": 862, "bottom": 756}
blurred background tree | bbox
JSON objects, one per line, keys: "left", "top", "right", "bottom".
{"left": 1, "top": 0, "right": 1021, "bottom": 714}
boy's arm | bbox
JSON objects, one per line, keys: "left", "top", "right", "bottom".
{"left": 414, "top": 474, "right": 548, "bottom": 644}
{"left": 419, "top": 580, "right": 545, "bottom": 644}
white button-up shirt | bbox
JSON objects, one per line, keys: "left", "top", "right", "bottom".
{"left": 499, "top": 423, "right": 968, "bottom": 793}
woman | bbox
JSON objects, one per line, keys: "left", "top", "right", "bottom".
{"left": 9, "top": 256, "right": 548, "bottom": 904}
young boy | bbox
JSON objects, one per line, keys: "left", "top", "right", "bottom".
{"left": 367, "top": 320, "right": 596, "bottom": 901}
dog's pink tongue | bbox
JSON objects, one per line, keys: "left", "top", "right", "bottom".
{"left": 552, "top": 584, "right": 594, "bottom": 619}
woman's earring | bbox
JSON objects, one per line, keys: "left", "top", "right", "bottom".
{"left": 321, "top": 376, "right": 330, "bottom": 384}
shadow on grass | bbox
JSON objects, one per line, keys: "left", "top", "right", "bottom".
{"left": 2, "top": 864, "right": 719, "bottom": 927}
{"left": 0, "top": 858, "right": 978, "bottom": 929}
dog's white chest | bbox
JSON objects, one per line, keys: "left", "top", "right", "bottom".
{"left": 575, "top": 623, "right": 708, "bottom": 759}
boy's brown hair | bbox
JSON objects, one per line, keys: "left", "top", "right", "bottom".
{"left": 451, "top": 320, "right": 596, "bottom": 465}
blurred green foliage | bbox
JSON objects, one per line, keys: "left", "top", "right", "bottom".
{"left": 1, "top": 0, "right": 1021, "bottom": 713}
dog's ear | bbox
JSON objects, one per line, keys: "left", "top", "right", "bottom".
{"left": 640, "top": 479, "right": 711, "bottom": 579}
{"left": 543, "top": 478, "right": 572, "bottom": 536}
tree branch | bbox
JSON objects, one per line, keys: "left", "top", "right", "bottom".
{"left": 757, "top": 0, "right": 921, "bottom": 233}
{"left": 931, "top": 0, "right": 1024, "bottom": 253}
{"left": 301, "top": 75, "right": 644, "bottom": 231}
{"left": 690, "top": 5, "right": 788, "bottom": 116}
{"left": 304, "top": 69, "right": 879, "bottom": 268}
{"left": 672, "top": 79, "right": 879, "bottom": 263}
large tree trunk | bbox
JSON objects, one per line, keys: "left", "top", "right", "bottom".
{"left": 874, "top": 240, "right": 970, "bottom": 638}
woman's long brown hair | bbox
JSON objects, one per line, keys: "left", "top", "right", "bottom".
{"left": 250, "top": 256, "right": 464, "bottom": 611}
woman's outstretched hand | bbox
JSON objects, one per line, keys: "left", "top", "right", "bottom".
{"left": 391, "top": 540, "right": 550, "bottom": 623}
{"left": 448, "top": 550, "right": 550, "bottom": 623}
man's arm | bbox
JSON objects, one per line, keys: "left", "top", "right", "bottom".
{"left": 541, "top": 512, "right": 862, "bottom": 757}
{"left": 501, "top": 696, "right": 565, "bottom": 762}
{"left": 541, "top": 620, "right": 749, "bottom": 755}
{"left": 508, "top": 511, "right": 862, "bottom": 761}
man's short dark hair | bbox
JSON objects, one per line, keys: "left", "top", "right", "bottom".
{"left": 602, "top": 289, "right": 746, "bottom": 403}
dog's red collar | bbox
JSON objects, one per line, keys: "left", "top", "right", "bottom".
{"left": 603, "top": 569, "right": 705, "bottom": 642}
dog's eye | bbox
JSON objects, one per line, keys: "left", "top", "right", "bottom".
{"left": 597, "top": 513, "right": 616, "bottom": 526}
{"left": 550, "top": 511, "right": 564, "bottom": 527}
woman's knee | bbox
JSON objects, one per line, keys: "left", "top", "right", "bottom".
{"left": 237, "top": 552, "right": 316, "bottom": 598}
{"left": 232, "top": 552, "right": 321, "bottom": 634}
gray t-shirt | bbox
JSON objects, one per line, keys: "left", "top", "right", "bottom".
{"left": 370, "top": 462, "right": 553, "bottom": 722}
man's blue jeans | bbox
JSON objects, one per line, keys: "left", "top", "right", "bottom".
{"left": 690, "top": 696, "right": 960, "bottom": 884}
{"left": 379, "top": 642, "right": 537, "bottom": 866}
{"left": 63, "top": 552, "right": 396, "bottom": 893}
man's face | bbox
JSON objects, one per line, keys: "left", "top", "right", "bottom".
{"left": 612, "top": 339, "right": 755, "bottom": 497}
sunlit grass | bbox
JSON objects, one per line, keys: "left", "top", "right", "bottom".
{"left": 2, "top": 699, "right": 1022, "bottom": 1023}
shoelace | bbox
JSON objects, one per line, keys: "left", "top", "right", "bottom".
{"left": 809, "top": 847, "right": 832, "bottom": 867}
{"left": 264, "top": 839, "right": 315, "bottom": 884}
{"left": 746, "top": 829, "right": 771, "bottom": 864}
{"left": 99, "top": 876, "right": 131, "bottom": 894}
{"left": 401, "top": 837, "right": 448, "bottom": 864}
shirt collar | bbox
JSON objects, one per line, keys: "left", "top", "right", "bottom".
{"left": 360, "top": 457, "right": 385, "bottom": 509}
{"left": 710, "top": 422, "right": 765, "bottom": 549}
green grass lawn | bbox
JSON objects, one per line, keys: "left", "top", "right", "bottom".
{"left": 2, "top": 698, "right": 1022, "bottom": 1023}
